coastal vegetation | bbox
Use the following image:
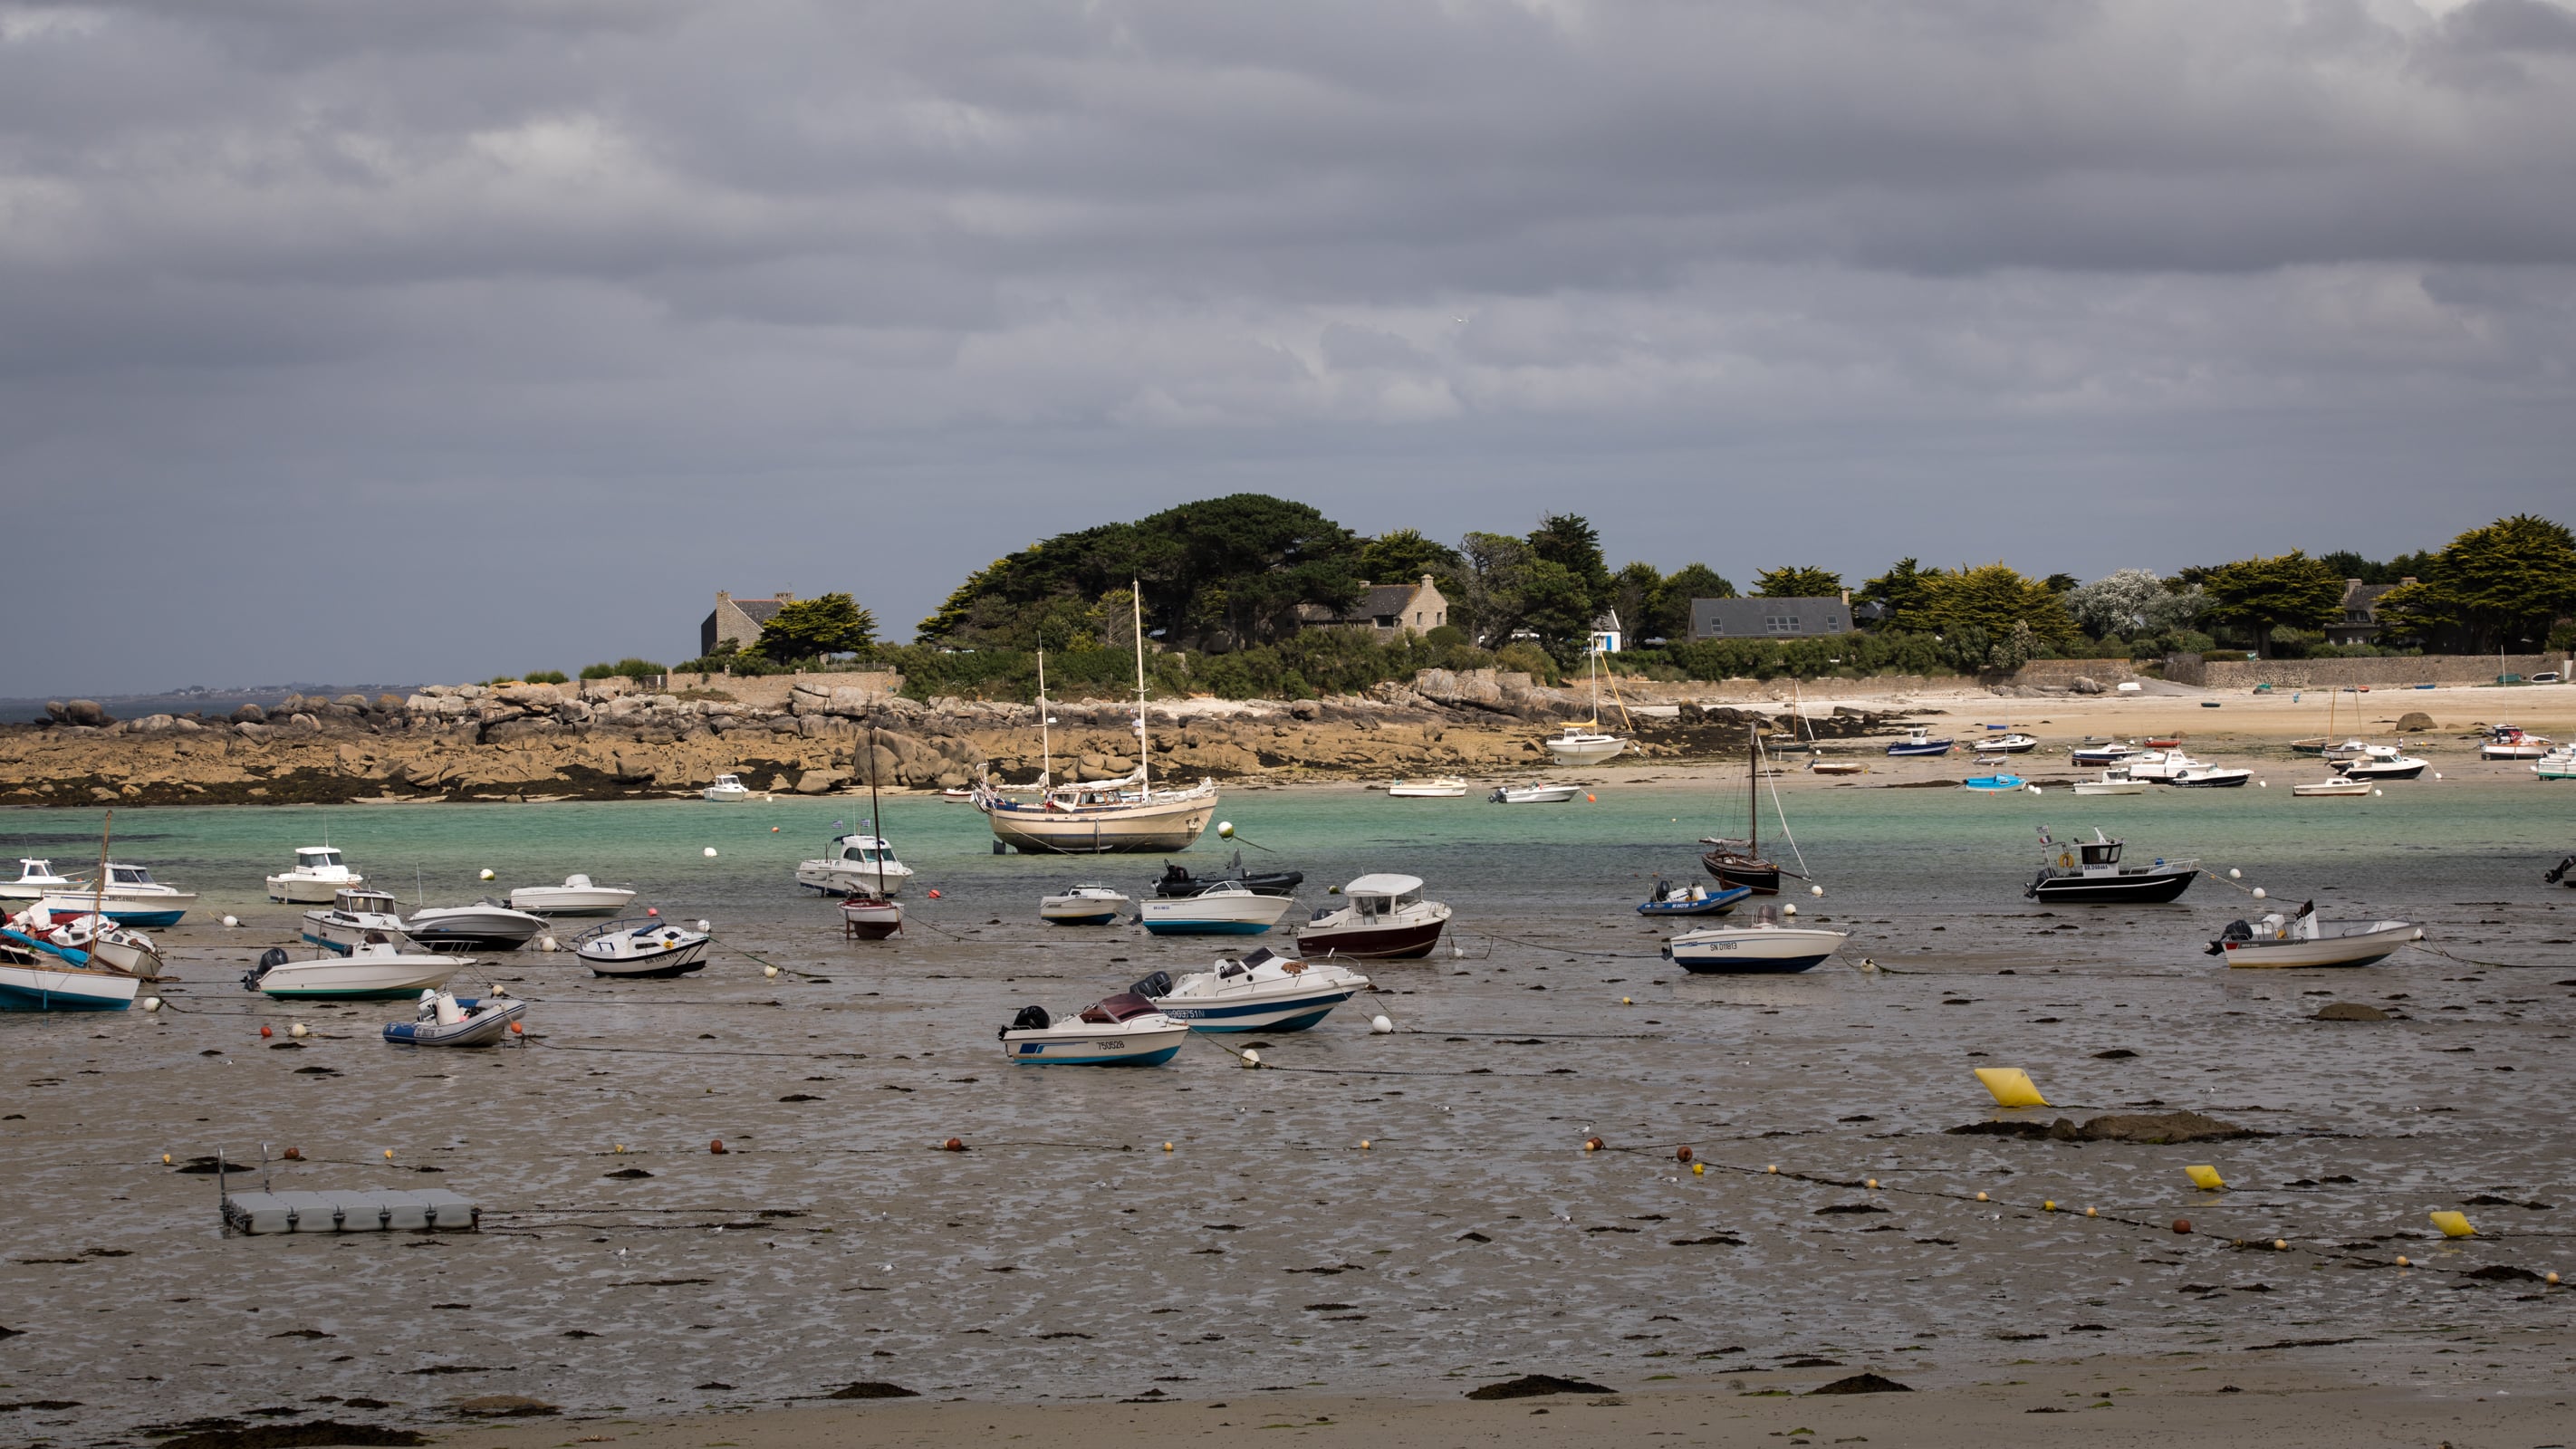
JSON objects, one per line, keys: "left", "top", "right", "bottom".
{"left": 603, "top": 500, "right": 2573, "bottom": 703}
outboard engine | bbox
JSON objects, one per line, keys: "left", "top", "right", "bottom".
{"left": 2204, "top": 919, "right": 2254, "bottom": 955}
{"left": 1129, "top": 970, "right": 1174, "bottom": 1000}
{"left": 1006, "top": 1003, "right": 1052, "bottom": 1033}
{"left": 2547, "top": 855, "right": 2575, "bottom": 886}
{"left": 243, "top": 945, "right": 290, "bottom": 990}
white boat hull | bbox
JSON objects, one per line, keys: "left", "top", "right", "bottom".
{"left": 1491, "top": 784, "right": 1582, "bottom": 803}
{"left": 1663, "top": 925, "right": 1849, "bottom": 974}
{"left": 0, "top": 961, "right": 139, "bottom": 1010}
{"left": 1139, "top": 892, "right": 1297, "bottom": 936}
{"left": 981, "top": 792, "right": 1219, "bottom": 854}
{"left": 796, "top": 860, "right": 917, "bottom": 896}
{"left": 253, "top": 954, "right": 462, "bottom": 1000}
{"left": 2291, "top": 780, "right": 2373, "bottom": 797}
{"left": 574, "top": 926, "right": 713, "bottom": 977}
{"left": 1387, "top": 780, "right": 1467, "bottom": 798}
{"left": 508, "top": 886, "right": 637, "bottom": 916}
{"left": 268, "top": 872, "right": 363, "bottom": 904}
{"left": 2071, "top": 782, "right": 2146, "bottom": 795}
{"left": 1543, "top": 734, "right": 1628, "bottom": 766}
{"left": 999, "top": 1016, "right": 1190, "bottom": 1066}
{"left": 1040, "top": 890, "right": 1132, "bottom": 926}
{"left": 2216, "top": 921, "right": 2420, "bottom": 968}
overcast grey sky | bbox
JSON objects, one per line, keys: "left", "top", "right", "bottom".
{"left": 5, "top": 0, "right": 2571, "bottom": 695}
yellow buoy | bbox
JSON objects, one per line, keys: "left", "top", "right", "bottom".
{"left": 2043, "top": 1199, "right": 2056, "bottom": 1212}
{"left": 1162, "top": 1142, "right": 1174, "bottom": 1153}
{"left": 1975, "top": 1191, "right": 1989, "bottom": 1202}
{"left": 161, "top": 1153, "right": 172, "bottom": 1165}
{"left": 1360, "top": 1139, "right": 1371, "bottom": 1150}
{"left": 2395, "top": 1254, "right": 2411, "bottom": 1267}
{"left": 1974, "top": 1067, "right": 2049, "bottom": 1108}
{"left": 382, "top": 1149, "right": 394, "bottom": 1160}
{"left": 2428, "top": 1211, "right": 2475, "bottom": 1238}
{"left": 1691, "top": 1162, "right": 1705, "bottom": 1176}
{"left": 1766, "top": 1164, "right": 1779, "bottom": 1174}
{"left": 1866, "top": 1178, "right": 1879, "bottom": 1189}
{"left": 2273, "top": 1239, "right": 2288, "bottom": 1251}
{"left": 2184, "top": 1165, "right": 2226, "bottom": 1191}
{"left": 2086, "top": 1206, "right": 2097, "bottom": 1217}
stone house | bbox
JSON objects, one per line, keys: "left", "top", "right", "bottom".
{"left": 701, "top": 590, "right": 794, "bottom": 657}
{"left": 1300, "top": 575, "right": 1450, "bottom": 641}
{"left": 2325, "top": 578, "right": 2410, "bottom": 647}
{"left": 1687, "top": 595, "right": 1853, "bottom": 641}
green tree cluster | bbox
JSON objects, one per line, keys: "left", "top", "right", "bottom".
{"left": 2373, "top": 514, "right": 2576, "bottom": 654}
{"left": 2196, "top": 551, "right": 2344, "bottom": 658}
{"left": 752, "top": 592, "right": 878, "bottom": 661}
{"left": 1754, "top": 566, "right": 1844, "bottom": 598}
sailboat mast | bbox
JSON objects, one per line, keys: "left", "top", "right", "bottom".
{"left": 867, "top": 716, "right": 886, "bottom": 898}
{"left": 1746, "top": 726, "right": 1760, "bottom": 852}
{"left": 91, "top": 809, "right": 112, "bottom": 930}
{"left": 1037, "top": 648, "right": 1053, "bottom": 786}
{"left": 1132, "top": 580, "right": 1150, "bottom": 797}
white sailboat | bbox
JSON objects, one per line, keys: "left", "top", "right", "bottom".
{"left": 974, "top": 588, "right": 1219, "bottom": 854}
{"left": 1542, "top": 643, "right": 1631, "bottom": 766}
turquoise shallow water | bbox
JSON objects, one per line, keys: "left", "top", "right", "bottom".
{"left": 1, "top": 773, "right": 2570, "bottom": 1441}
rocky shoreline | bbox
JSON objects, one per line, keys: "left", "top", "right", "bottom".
{"left": 2, "top": 671, "right": 1915, "bottom": 807}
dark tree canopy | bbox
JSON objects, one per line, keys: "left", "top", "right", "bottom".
{"left": 755, "top": 592, "right": 877, "bottom": 660}
{"left": 1358, "top": 527, "right": 1465, "bottom": 590}
{"left": 1856, "top": 558, "right": 1938, "bottom": 632}
{"left": 2198, "top": 550, "right": 2345, "bottom": 657}
{"left": 1754, "top": 565, "right": 1844, "bottom": 598}
{"left": 1527, "top": 513, "right": 1614, "bottom": 606}
{"left": 2375, "top": 514, "right": 2576, "bottom": 653}
{"left": 918, "top": 494, "right": 1364, "bottom": 651}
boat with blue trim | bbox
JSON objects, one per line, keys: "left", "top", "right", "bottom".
{"left": 998, "top": 992, "right": 1189, "bottom": 1065}
{"left": 0, "top": 929, "right": 140, "bottom": 1011}
{"left": 1134, "top": 947, "right": 1371, "bottom": 1032}
{"left": 1886, "top": 727, "right": 1953, "bottom": 757}
{"left": 1661, "top": 905, "right": 1848, "bottom": 974}
{"left": 383, "top": 987, "right": 526, "bottom": 1047}
{"left": 1139, "top": 883, "right": 1297, "bottom": 936}
{"left": 1964, "top": 773, "right": 2026, "bottom": 792}
{"left": 1638, "top": 879, "right": 1750, "bottom": 917}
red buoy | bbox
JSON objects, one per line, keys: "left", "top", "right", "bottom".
{"left": 2172, "top": 1218, "right": 2192, "bottom": 1234}
{"left": 259, "top": 1025, "right": 273, "bottom": 1038}
{"left": 709, "top": 1138, "right": 727, "bottom": 1155}
{"left": 1675, "top": 1145, "right": 1694, "bottom": 1163}
{"left": 928, "top": 888, "right": 942, "bottom": 899}
{"left": 941, "top": 1137, "right": 966, "bottom": 1152}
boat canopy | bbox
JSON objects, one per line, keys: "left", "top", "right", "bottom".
{"left": 107, "top": 863, "right": 155, "bottom": 885}
{"left": 1080, "top": 992, "right": 1161, "bottom": 1024}
{"left": 1342, "top": 874, "right": 1424, "bottom": 899}
{"left": 295, "top": 848, "right": 344, "bottom": 868}
{"left": 334, "top": 888, "right": 401, "bottom": 913}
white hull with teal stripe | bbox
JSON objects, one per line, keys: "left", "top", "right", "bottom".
{"left": 245, "top": 943, "right": 465, "bottom": 1001}
{"left": 1137, "top": 948, "right": 1370, "bottom": 1033}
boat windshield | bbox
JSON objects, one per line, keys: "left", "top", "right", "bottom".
{"left": 1079, "top": 992, "right": 1160, "bottom": 1024}
{"left": 301, "top": 849, "right": 342, "bottom": 868}
{"left": 111, "top": 866, "right": 149, "bottom": 884}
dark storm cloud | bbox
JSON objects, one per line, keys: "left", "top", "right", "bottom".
{"left": 2, "top": 0, "right": 2572, "bottom": 693}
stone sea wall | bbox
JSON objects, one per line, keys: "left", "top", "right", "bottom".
{"left": 2165, "top": 653, "right": 2565, "bottom": 689}
{"left": 3, "top": 672, "right": 1916, "bottom": 806}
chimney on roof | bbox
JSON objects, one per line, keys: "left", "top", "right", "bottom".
{"left": 2400, "top": 576, "right": 2417, "bottom": 587}
{"left": 717, "top": 590, "right": 731, "bottom": 601}
{"left": 1422, "top": 573, "right": 1434, "bottom": 589}
{"left": 1841, "top": 589, "right": 1850, "bottom": 605}
{"left": 777, "top": 590, "right": 793, "bottom": 601}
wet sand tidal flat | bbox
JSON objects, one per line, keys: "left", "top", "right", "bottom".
{"left": 2, "top": 773, "right": 2570, "bottom": 1444}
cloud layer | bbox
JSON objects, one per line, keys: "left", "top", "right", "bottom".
{"left": 4, "top": 0, "right": 2572, "bottom": 690}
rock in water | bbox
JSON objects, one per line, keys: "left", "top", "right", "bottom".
{"left": 2315, "top": 1002, "right": 2389, "bottom": 1022}
{"left": 1464, "top": 1374, "right": 1613, "bottom": 1400}
{"left": 1806, "top": 1373, "right": 1913, "bottom": 1396}
{"left": 824, "top": 1381, "right": 920, "bottom": 1399}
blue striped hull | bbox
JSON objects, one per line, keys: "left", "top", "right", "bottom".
{"left": 1141, "top": 920, "right": 1274, "bottom": 936}
{"left": 0, "top": 980, "right": 132, "bottom": 1011}
{"left": 1007, "top": 1044, "right": 1184, "bottom": 1067}
{"left": 1158, "top": 995, "right": 1349, "bottom": 1032}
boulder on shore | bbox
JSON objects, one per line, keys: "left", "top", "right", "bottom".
{"left": 2395, "top": 710, "right": 2435, "bottom": 732}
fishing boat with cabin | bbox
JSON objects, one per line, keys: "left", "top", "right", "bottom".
{"left": 2023, "top": 827, "right": 2196, "bottom": 904}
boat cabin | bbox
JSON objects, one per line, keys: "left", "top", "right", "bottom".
{"left": 332, "top": 888, "right": 402, "bottom": 916}
{"left": 105, "top": 863, "right": 162, "bottom": 888}
{"left": 293, "top": 847, "right": 349, "bottom": 872}
{"left": 1078, "top": 992, "right": 1161, "bottom": 1024}
{"left": 1338, "top": 874, "right": 1426, "bottom": 919}
{"left": 831, "top": 835, "right": 899, "bottom": 865}
{"left": 9, "top": 859, "right": 80, "bottom": 888}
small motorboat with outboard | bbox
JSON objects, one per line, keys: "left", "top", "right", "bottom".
{"left": 2167, "top": 762, "right": 2253, "bottom": 788}
{"left": 2024, "top": 828, "right": 2196, "bottom": 904}
{"left": 795, "top": 833, "right": 915, "bottom": 896}
{"left": 2205, "top": 902, "right": 2420, "bottom": 968}
{"left": 2069, "top": 740, "right": 2139, "bottom": 767}
{"left": 997, "top": 992, "right": 1190, "bottom": 1065}
{"left": 572, "top": 918, "right": 712, "bottom": 977}
{"left": 2331, "top": 745, "right": 2427, "bottom": 782}
{"left": 1140, "top": 884, "right": 1298, "bottom": 936}
{"left": 382, "top": 987, "right": 526, "bottom": 1048}
{"left": 2536, "top": 746, "right": 2576, "bottom": 781}
{"left": 1662, "top": 905, "right": 1848, "bottom": 974}
{"left": 2480, "top": 728, "right": 2554, "bottom": 762}
{"left": 0, "top": 930, "right": 140, "bottom": 1011}
{"left": 1489, "top": 782, "right": 1582, "bottom": 804}
{"left": 1040, "top": 884, "right": 1132, "bottom": 926}
{"left": 244, "top": 939, "right": 463, "bottom": 1000}
{"left": 2291, "top": 777, "right": 2373, "bottom": 797}
{"left": 1978, "top": 732, "right": 2040, "bottom": 753}
{"left": 268, "top": 845, "right": 364, "bottom": 904}
{"left": 404, "top": 901, "right": 547, "bottom": 953}
{"left": 1296, "top": 874, "right": 1451, "bottom": 959}
{"left": 702, "top": 773, "right": 757, "bottom": 801}
{"left": 1637, "top": 878, "right": 1750, "bottom": 917}
{"left": 1887, "top": 727, "right": 1953, "bottom": 757}
{"left": 303, "top": 888, "right": 418, "bottom": 955}
{"left": 507, "top": 874, "right": 638, "bottom": 916}
{"left": 1133, "top": 947, "right": 1372, "bottom": 1032}
{"left": 2548, "top": 855, "right": 2576, "bottom": 887}
{"left": 1964, "top": 772, "right": 2027, "bottom": 792}
{"left": 1152, "top": 852, "right": 1303, "bottom": 899}
{"left": 1387, "top": 776, "right": 1468, "bottom": 798}
{"left": 33, "top": 911, "right": 165, "bottom": 979}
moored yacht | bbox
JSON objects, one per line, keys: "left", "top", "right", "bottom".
{"left": 508, "top": 873, "right": 637, "bottom": 916}
{"left": 0, "top": 859, "right": 84, "bottom": 902}
{"left": 1886, "top": 727, "right": 1953, "bottom": 757}
{"left": 2332, "top": 745, "right": 2427, "bottom": 782}
{"left": 702, "top": 773, "right": 757, "bottom": 801}
{"left": 244, "top": 940, "right": 462, "bottom": 1000}
{"left": 268, "top": 846, "right": 364, "bottom": 904}
{"left": 1040, "top": 884, "right": 1132, "bottom": 926}
{"left": 1662, "top": 905, "right": 1848, "bottom": 974}
{"left": 1295, "top": 874, "right": 1451, "bottom": 959}
{"left": 1139, "top": 884, "right": 1298, "bottom": 936}
{"left": 2206, "top": 904, "right": 2421, "bottom": 968}
{"left": 404, "top": 901, "right": 548, "bottom": 953}
{"left": 572, "top": 919, "right": 712, "bottom": 977}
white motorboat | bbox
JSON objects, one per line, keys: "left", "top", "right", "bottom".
{"left": 0, "top": 858, "right": 84, "bottom": 902}
{"left": 507, "top": 874, "right": 638, "bottom": 916}
{"left": 1978, "top": 733, "right": 2041, "bottom": 753}
{"left": 2480, "top": 730, "right": 2553, "bottom": 761}
{"left": 2291, "top": 778, "right": 2374, "bottom": 797}
{"left": 976, "top": 611, "right": 1221, "bottom": 855}
{"left": 2167, "top": 762, "right": 2253, "bottom": 788}
{"left": 1489, "top": 782, "right": 1582, "bottom": 804}
{"left": 2318, "top": 737, "right": 2374, "bottom": 763}
{"left": 2123, "top": 750, "right": 2194, "bottom": 782}
{"left": 2206, "top": 906, "right": 2420, "bottom": 968}
{"left": 1040, "top": 885, "right": 1132, "bottom": 926}
{"left": 2072, "top": 767, "right": 2146, "bottom": 796}
{"left": 1139, "top": 883, "right": 1298, "bottom": 936}
{"left": 382, "top": 988, "right": 526, "bottom": 1048}
{"left": 2535, "top": 746, "right": 2576, "bottom": 781}
{"left": 268, "top": 846, "right": 365, "bottom": 904}
{"left": 244, "top": 941, "right": 463, "bottom": 1001}
{"left": 795, "top": 834, "right": 917, "bottom": 896}
{"left": 702, "top": 773, "right": 759, "bottom": 801}
{"left": 997, "top": 992, "right": 1190, "bottom": 1066}
{"left": 2332, "top": 745, "right": 2427, "bottom": 782}
{"left": 1296, "top": 874, "right": 1452, "bottom": 960}
{"left": 34, "top": 913, "right": 166, "bottom": 979}
{"left": 572, "top": 919, "right": 713, "bottom": 977}
{"left": 1386, "top": 777, "right": 1469, "bottom": 798}
{"left": 1132, "top": 947, "right": 1372, "bottom": 1032}
{"left": 2069, "top": 740, "right": 2139, "bottom": 767}
{"left": 404, "top": 902, "right": 548, "bottom": 953}
{"left": 1662, "top": 907, "right": 1849, "bottom": 974}
{"left": 303, "top": 888, "right": 418, "bottom": 955}
{"left": 59, "top": 861, "right": 198, "bottom": 926}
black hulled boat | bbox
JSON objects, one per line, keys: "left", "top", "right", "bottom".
{"left": 1153, "top": 850, "right": 1303, "bottom": 899}
{"left": 1702, "top": 726, "right": 1800, "bottom": 896}
{"left": 2024, "top": 829, "right": 2196, "bottom": 904}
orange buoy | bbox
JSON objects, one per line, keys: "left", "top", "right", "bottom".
{"left": 941, "top": 1137, "right": 966, "bottom": 1152}
{"left": 647, "top": 907, "right": 660, "bottom": 916}
{"left": 709, "top": 1138, "right": 727, "bottom": 1155}
{"left": 2172, "top": 1218, "right": 2192, "bottom": 1234}
{"left": 1675, "top": 1145, "right": 1694, "bottom": 1164}
{"left": 1585, "top": 793, "right": 1596, "bottom": 802}
{"left": 510, "top": 1021, "right": 524, "bottom": 1035}
{"left": 281, "top": 1147, "right": 303, "bottom": 1161}
{"left": 928, "top": 889, "right": 942, "bottom": 899}
{"left": 1583, "top": 1137, "right": 1604, "bottom": 1152}
{"left": 259, "top": 1025, "right": 273, "bottom": 1038}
